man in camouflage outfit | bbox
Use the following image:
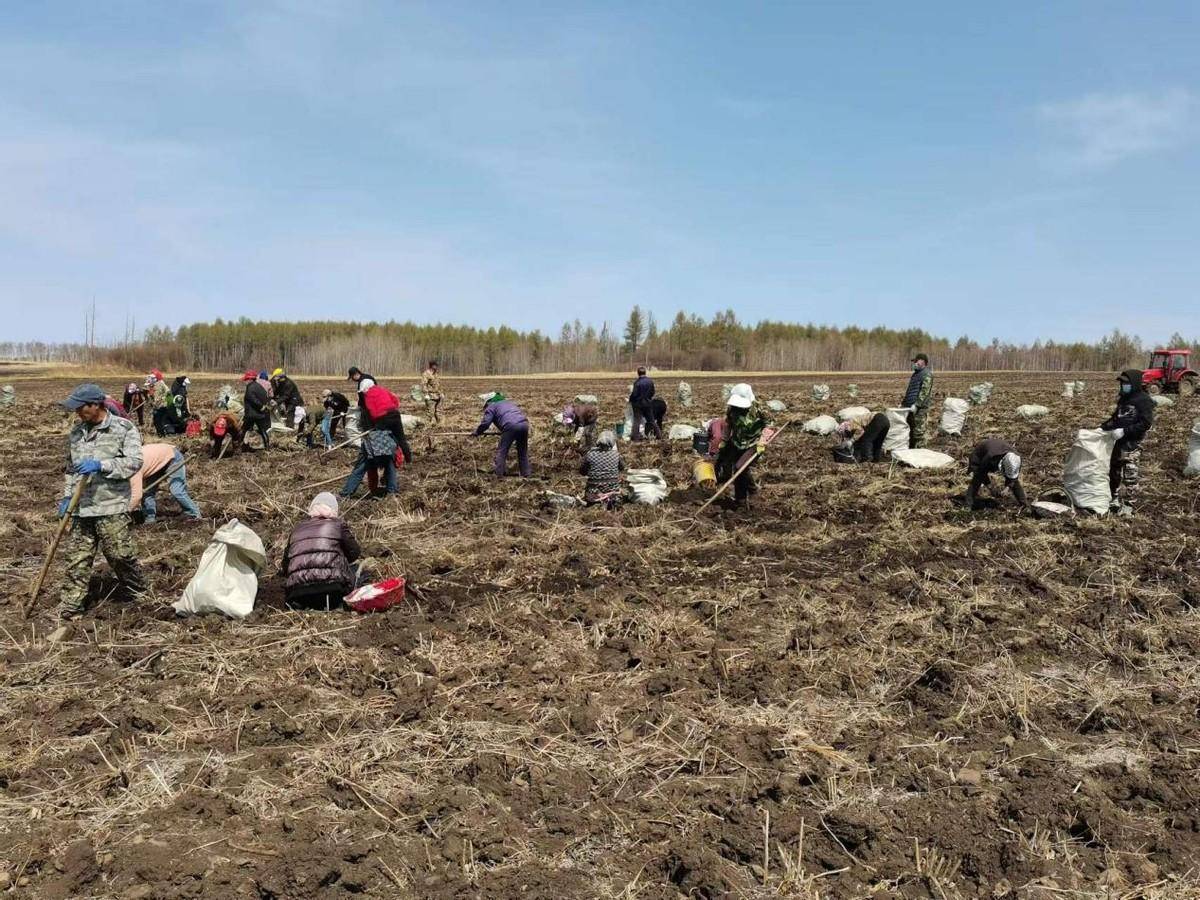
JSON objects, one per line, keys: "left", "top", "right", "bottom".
{"left": 58, "top": 384, "right": 147, "bottom": 619}
{"left": 902, "top": 353, "right": 934, "bottom": 449}
{"left": 422, "top": 360, "right": 443, "bottom": 424}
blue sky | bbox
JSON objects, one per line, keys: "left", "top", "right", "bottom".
{"left": 1, "top": 1, "right": 1197, "bottom": 345}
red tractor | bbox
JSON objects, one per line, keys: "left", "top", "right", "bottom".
{"left": 1142, "top": 348, "right": 1198, "bottom": 396}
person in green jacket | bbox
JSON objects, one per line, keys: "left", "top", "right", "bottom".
{"left": 902, "top": 353, "right": 934, "bottom": 449}
{"left": 715, "top": 383, "right": 772, "bottom": 506}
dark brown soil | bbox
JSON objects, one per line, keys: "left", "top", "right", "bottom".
{"left": 0, "top": 370, "right": 1197, "bottom": 898}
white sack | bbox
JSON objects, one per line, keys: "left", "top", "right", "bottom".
{"left": 882, "top": 408, "right": 911, "bottom": 453}
{"left": 401, "top": 413, "right": 423, "bottom": 431}
{"left": 1032, "top": 501, "right": 1074, "bottom": 518}
{"left": 802, "top": 415, "right": 839, "bottom": 436}
{"left": 1063, "top": 428, "right": 1117, "bottom": 515}
{"left": 847, "top": 384, "right": 859, "bottom": 398}
{"left": 622, "top": 402, "right": 634, "bottom": 442}
{"left": 677, "top": 383, "right": 693, "bottom": 408}
{"left": 1074, "top": 381, "right": 1086, "bottom": 394}
{"left": 574, "top": 394, "right": 599, "bottom": 405}
{"left": 969, "top": 382, "right": 994, "bottom": 405}
{"left": 1062, "top": 382, "right": 1076, "bottom": 399}
{"left": 721, "top": 384, "right": 735, "bottom": 403}
{"left": 940, "top": 398, "right": 970, "bottom": 435}
{"left": 627, "top": 469, "right": 669, "bottom": 505}
{"left": 1152, "top": 395, "right": 1175, "bottom": 407}
{"left": 837, "top": 406, "right": 871, "bottom": 422}
{"left": 1017, "top": 404, "right": 1050, "bottom": 419}
{"left": 174, "top": 519, "right": 266, "bottom": 619}
{"left": 1185, "top": 421, "right": 1200, "bottom": 477}
{"left": 890, "top": 448, "right": 956, "bottom": 470}
{"left": 766, "top": 399, "right": 787, "bottom": 413}
{"left": 409, "top": 384, "right": 425, "bottom": 402}
{"left": 343, "top": 417, "right": 363, "bottom": 447}
{"left": 812, "top": 384, "right": 831, "bottom": 401}
{"left": 668, "top": 424, "right": 700, "bottom": 440}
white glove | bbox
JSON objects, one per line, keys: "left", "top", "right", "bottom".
{"left": 1111, "top": 428, "right": 1125, "bottom": 440}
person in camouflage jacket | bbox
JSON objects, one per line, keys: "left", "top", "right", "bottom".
{"left": 716, "top": 383, "right": 772, "bottom": 505}
{"left": 58, "top": 384, "right": 147, "bottom": 619}
{"left": 902, "top": 353, "right": 934, "bottom": 449}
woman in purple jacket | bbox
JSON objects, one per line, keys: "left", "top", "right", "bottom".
{"left": 473, "top": 392, "right": 532, "bottom": 477}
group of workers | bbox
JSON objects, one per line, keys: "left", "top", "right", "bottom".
{"left": 45, "top": 354, "right": 1159, "bottom": 619}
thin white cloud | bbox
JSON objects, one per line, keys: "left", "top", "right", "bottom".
{"left": 1039, "top": 88, "right": 1194, "bottom": 168}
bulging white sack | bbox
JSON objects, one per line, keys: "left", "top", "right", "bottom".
{"left": 174, "top": 519, "right": 266, "bottom": 619}
{"left": 882, "top": 408, "right": 911, "bottom": 453}
{"left": 811, "top": 384, "right": 831, "bottom": 401}
{"left": 802, "top": 415, "right": 839, "bottom": 436}
{"left": 1062, "top": 382, "right": 1076, "bottom": 399}
{"left": 890, "top": 448, "right": 956, "bottom": 469}
{"left": 677, "top": 383, "right": 693, "bottom": 408}
{"left": 766, "top": 400, "right": 787, "bottom": 412}
{"left": 837, "top": 406, "right": 871, "bottom": 422}
{"left": 939, "top": 398, "right": 970, "bottom": 435}
{"left": 668, "top": 424, "right": 699, "bottom": 440}
{"left": 622, "top": 402, "right": 634, "bottom": 442}
{"left": 847, "top": 384, "right": 859, "bottom": 398}
{"left": 1152, "top": 395, "right": 1175, "bottom": 407}
{"left": 969, "top": 382, "right": 994, "bottom": 405}
{"left": 401, "top": 414, "right": 423, "bottom": 431}
{"left": 1063, "top": 428, "right": 1117, "bottom": 515}
{"left": 1185, "top": 421, "right": 1200, "bottom": 477}
{"left": 627, "top": 469, "right": 669, "bottom": 505}
{"left": 1017, "top": 404, "right": 1050, "bottom": 419}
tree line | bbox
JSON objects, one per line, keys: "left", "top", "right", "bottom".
{"left": 0, "top": 311, "right": 1191, "bottom": 375}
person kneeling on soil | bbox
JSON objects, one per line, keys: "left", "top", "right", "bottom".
{"left": 965, "top": 438, "right": 1030, "bottom": 511}
{"left": 473, "top": 392, "right": 531, "bottom": 477}
{"left": 580, "top": 430, "right": 625, "bottom": 508}
{"left": 833, "top": 411, "right": 889, "bottom": 463}
{"left": 282, "top": 492, "right": 362, "bottom": 610}
{"left": 57, "top": 384, "right": 147, "bottom": 620}
{"left": 209, "top": 411, "right": 244, "bottom": 458}
{"left": 340, "top": 427, "right": 399, "bottom": 498}
{"left": 715, "top": 383, "right": 771, "bottom": 506}
{"left": 1099, "top": 368, "right": 1154, "bottom": 511}
{"left": 130, "top": 443, "right": 202, "bottom": 524}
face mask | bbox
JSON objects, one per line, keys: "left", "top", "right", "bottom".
{"left": 1120, "top": 383, "right": 1132, "bottom": 394}
{"left": 912, "top": 363, "right": 921, "bottom": 371}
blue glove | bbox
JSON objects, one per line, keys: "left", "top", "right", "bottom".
{"left": 57, "top": 497, "right": 71, "bottom": 519}
{"left": 73, "top": 459, "right": 103, "bottom": 475}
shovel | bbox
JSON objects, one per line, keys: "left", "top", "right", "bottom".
{"left": 25, "top": 476, "right": 89, "bottom": 619}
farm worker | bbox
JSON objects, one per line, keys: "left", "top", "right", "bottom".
{"left": 208, "top": 411, "right": 244, "bottom": 458}
{"left": 149, "top": 371, "right": 169, "bottom": 409}
{"left": 580, "top": 430, "right": 625, "bottom": 508}
{"left": 152, "top": 391, "right": 184, "bottom": 436}
{"left": 170, "top": 375, "right": 191, "bottom": 417}
{"left": 103, "top": 394, "right": 130, "bottom": 420}
{"left": 902, "top": 353, "right": 934, "bottom": 449}
{"left": 629, "top": 367, "right": 661, "bottom": 441}
{"left": 122, "top": 383, "right": 147, "bottom": 425}
{"left": 473, "top": 392, "right": 532, "bottom": 477}
{"left": 422, "top": 360, "right": 443, "bottom": 423}
{"left": 321, "top": 389, "right": 351, "bottom": 447}
{"left": 0, "top": 384, "right": 13, "bottom": 407}
{"left": 270, "top": 369, "right": 304, "bottom": 428}
{"left": 129, "top": 443, "right": 202, "bottom": 524}
{"left": 651, "top": 397, "right": 668, "bottom": 435}
{"left": 715, "top": 383, "right": 772, "bottom": 505}
{"left": 360, "top": 385, "right": 413, "bottom": 464}
{"left": 564, "top": 398, "right": 600, "bottom": 450}
{"left": 964, "top": 438, "right": 1030, "bottom": 510}
{"left": 833, "top": 411, "right": 890, "bottom": 463}
{"left": 340, "top": 426, "right": 399, "bottom": 498}
{"left": 346, "top": 366, "right": 377, "bottom": 396}
{"left": 1100, "top": 368, "right": 1155, "bottom": 509}
{"left": 57, "top": 383, "right": 147, "bottom": 620}
{"left": 241, "top": 370, "right": 272, "bottom": 450}
{"left": 282, "top": 492, "right": 362, "bottom": 610}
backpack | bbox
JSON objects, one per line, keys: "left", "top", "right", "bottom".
{"left": 363, "top": 385, "right": 400, "bottom": 419}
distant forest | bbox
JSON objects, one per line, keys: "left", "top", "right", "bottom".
{"left": 1, "top": 308, "right": 1191, "bottom": 375}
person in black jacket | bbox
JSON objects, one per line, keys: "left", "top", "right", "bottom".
{"left": 242, "top": 371, "right": 272, "bottom": 449}
{"left": 282, "top": 492, "right": 362, "bottom": 610}
{"left": 270, "top": 370, "right": 304, "bottom": 427}
{"left": 1100, "top": 368, "right": 1155, "bottom": 507}
{"left": 320, "top": 389, "right": 351, "bottom": 447}
{"left": 170, "top": 376, "right": 191, "bottom": 417}
{"left": 629, "top": 367, "right": 660, "bottom": 441}
{"left": 965, "top": 438, "right": 1030, "bottom": 510}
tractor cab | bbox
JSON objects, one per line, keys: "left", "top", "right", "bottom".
{"left": 1143, "top": 348, "right": 1197, "bottom": 395}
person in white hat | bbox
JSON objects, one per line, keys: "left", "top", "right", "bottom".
{"left": 714, "top": 383, "right": 771, "bottom": 506}
{"left": 965, "top": 438, "right": 1030, "bottom": 511}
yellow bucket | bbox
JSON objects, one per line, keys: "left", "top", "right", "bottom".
{"left": 693, "top": 459, "right": 717, "bottom": 490}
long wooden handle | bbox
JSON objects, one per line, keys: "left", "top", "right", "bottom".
{"left": 26, "top": 476, "right": 89, "bottom": 618}
{"left": 696, "top": 420, "right": 791, "bottom": 515}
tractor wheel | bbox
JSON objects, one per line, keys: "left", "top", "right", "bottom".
{"left": 1181, "top": 377, "right": 1197, "bottom": 397}
{"left": 1146, "top": 382, "right": 1163, "bottom": 395}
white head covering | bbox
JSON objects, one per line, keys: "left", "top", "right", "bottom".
{"left": 307, "top": 491, "right": 340, "bottom": 518}
{"left": 595, "top": 430, "right": 617, "bottom": 449}
{"left": 1000, "top": 452, "right": 1022, "bottom": 480}
{"left": 727, "top": 383, "right": 755, "bottom": 409}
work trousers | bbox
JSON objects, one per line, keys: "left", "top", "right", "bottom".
{"left": 60, "top": 513, "right": 146, "bottom": 616}
{"left": 854, "top": 414, "right": 890, "bottom": 462}
{"left": 142, "top": 449, "right": 201, "bottom": 521}
{"left": 631, "top": 402, "right": 661, "bottom": 441}
{"left": 716, "top": 443, "right": 758, "bottom": 501}
{"left": 907, "top": 406, "right": 930, "bottom": 449}
{"left": 496, "top": 424, "right": 531, "bottom": 477}
{"left": 1110, "top": 440, "right": 1142, "bottom": 500}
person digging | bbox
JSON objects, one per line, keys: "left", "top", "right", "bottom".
{"left": 56, "top": 384, "right": 148, "bottom": 620}
{"left": 964, "top": 438, "right": 1031, "bottom": 512}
